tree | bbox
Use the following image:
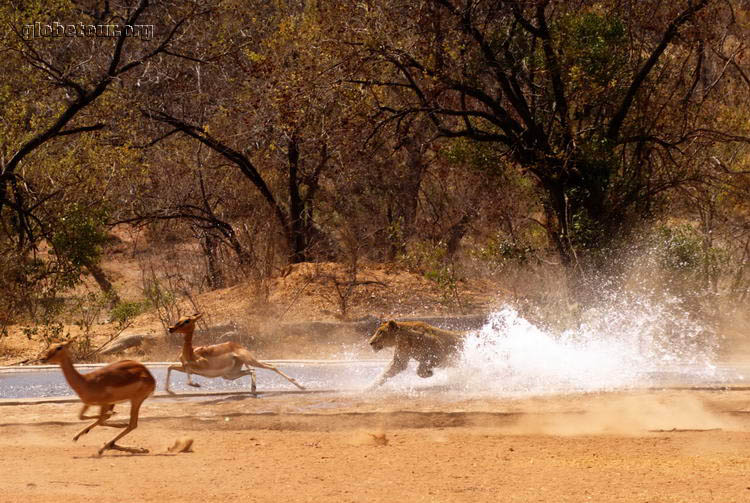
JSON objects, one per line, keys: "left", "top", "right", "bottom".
{"left": 113, "top": 137, "right": 258, "bottom": 288}
{"left": 341, "top": 0, "right": 750, "bottom": 273}
{"left": 139, "top": 1, "right": 345, "bottom": 264}
{"left": 0, "top": 0, "right": 203, "bottom": 308}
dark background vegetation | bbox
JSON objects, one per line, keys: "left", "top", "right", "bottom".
{"left": 2, "top": 0, "right": 749, "bottom": 351}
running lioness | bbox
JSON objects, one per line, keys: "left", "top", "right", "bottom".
{"left": 368, "top": 320, "right": 465, "bottom": 387}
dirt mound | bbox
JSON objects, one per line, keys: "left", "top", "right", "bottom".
{"left": 0, "top": 259, "right": 503, "bottom": 365}
{"left": 267, "top": 261, "right": 497, "bottom": 321}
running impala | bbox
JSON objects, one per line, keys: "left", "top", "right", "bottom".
{"left": 165, "top": 313, "right": 305, "bottom": 394}
{"left": 42, "top": 343, "right": 155, "bottom": 455}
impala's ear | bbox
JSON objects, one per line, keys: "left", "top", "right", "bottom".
{"left": 192, "top": 313, "right": 202, "bottom": 321}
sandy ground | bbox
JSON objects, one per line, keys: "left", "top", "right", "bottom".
{"left": 2, "top": 389, "right": 750, "bottom": 502}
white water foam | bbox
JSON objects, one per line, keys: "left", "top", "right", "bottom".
{"left": 455, "top": 299, "right": 723, "bottom": 395}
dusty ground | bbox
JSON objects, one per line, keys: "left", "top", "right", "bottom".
{"left": 3, "top": 389, "right": 750, "bottom": 502}
{"left": 4, "top": 230, "right": 750, "bottom": 502}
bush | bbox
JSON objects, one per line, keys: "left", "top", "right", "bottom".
{"left": 110, "top": 300, "right": 149, "bottom": 331}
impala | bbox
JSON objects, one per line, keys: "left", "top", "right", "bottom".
{"left": 42, "top": 343, "right": 155, "bottom": 455}
{"left": 165, "top": 313, "right": 305, "bottom": 394}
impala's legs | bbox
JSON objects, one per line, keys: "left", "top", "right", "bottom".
{"left": 166, "top": 365, "right": 201, "bottom": 391}
{"left": 78, "top": 405, "right": 96, "bottom": 420}
{"left": 186, "top": 370, "right": 201, "bottom": 388}
{"left": 165, "top": 364, "right": 186, "bottom": 394}
{"left": 78, "top": 404, "right": 116, "bottom": 421}
{"left": 99, "top": 397, "right": 149, "bottom": 455}
{"left": 250, "top": 369, "right": 256, "bottom": 393}
{"left": 253, "top": 361, "right": 305, "bottom": 390}
{"left": 74, "top": 404, "right": 117, "bottom": 441}
{"left": 222, "top": 367, "right": 257, "bottom": 394}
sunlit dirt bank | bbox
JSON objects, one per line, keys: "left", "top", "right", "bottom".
{"left": 2, "top": 389, "right": 750, "bottom": 503}
{"left": 3, "top": 297, "right": 750, "bottom": 502}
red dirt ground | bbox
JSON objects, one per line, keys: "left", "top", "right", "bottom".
{"left": 2, "top": 390, "right": 750, "bottom": 502}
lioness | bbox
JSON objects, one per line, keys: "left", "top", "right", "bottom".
{"left": 368, "top": 320, "right": 465, "bottom": 387}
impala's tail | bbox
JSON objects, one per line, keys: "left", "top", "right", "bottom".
{"left": 235, "top": 347, "right": 306, "bottom": 390}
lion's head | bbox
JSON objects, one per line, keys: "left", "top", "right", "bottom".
{"left": 369, "top": 320, "right": 400, "bottom": 352}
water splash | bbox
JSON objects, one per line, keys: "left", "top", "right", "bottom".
{"left": 456, "top": 298, "right": 723, "bottom": 395}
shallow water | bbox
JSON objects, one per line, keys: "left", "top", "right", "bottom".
{"left": 1, "top": 359, "right": 745, "bottom": 401}
{"left": 2, "top": 303, "right": 744, "bottom": 400}
{"left": 0, "top": 362, "right": 385, "bottom": 399}
{"left": 454, "top": 304, "right": 729, "bottom": 395}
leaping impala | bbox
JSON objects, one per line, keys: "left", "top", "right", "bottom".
{"left": 41, "top": 342, "right": 155, "bottom": 456}
{"left": 165, "top": 313, "right": 305, "bottom": 394}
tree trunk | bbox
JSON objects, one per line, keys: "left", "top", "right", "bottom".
{"left": 446, "top": 211, "right": 475, "bottom": 258}
{"left": 386, "top": 130, "right": 427, "bottom": 261}
{"left": 201, "top": 233, "right": 224, "bottom": 289}
{"left": 85, "top": 263, "right": 120, "bottom": 307}
{"left": 288, "top": 135, "right": 312, "bottom": 263}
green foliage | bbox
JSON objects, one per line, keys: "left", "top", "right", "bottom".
{"left": 398, "top": 240, "right": 446, "bottom": 275}
{"left": 441, "top": 138, "right": 505, "bottom": 173}
{"left": 0, "top": 248, "right": 73, "bottom": 323}
{"left": 657, "top": 225, "right": 702, "bottom": 272}
{"left": 568, "top": 202, "right": 606, "bottom": 251}
{"left": 562, "top": 11, "right": 626, "bottom": 86}
{"left": 386, "top": 217, "right": 405, "bottom": 248}
{"left": 19, "top": 301, "right": 92, "bottom": 360}
{"left": 424, "top": 263, "right": 463, "bottom": 310}
{"left": 143, "top": 278, "right": 178, "bottom": 312}
{"left": 110, "top": 301, "right": 148, "bottom": 329}
{"left": 50, "top": 204, "right": 110, "bottom": 269}
{"left": 22, "top": 321, "right": 68, "bottom": 347}
{"left": 398, "top": 241, "right": 464, "bottom": 310}
{"left": 475, "top": 234, "right": 536, "bottom": 269}
{"left": 141, "top": 267, "right": 183, "bottom": 333}
{"left": 651, "top": 224, "right": 729, "bottom": 292}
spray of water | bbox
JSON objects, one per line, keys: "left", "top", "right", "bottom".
{"left": 456, "top": 295, "right": 724, "bottom": 395}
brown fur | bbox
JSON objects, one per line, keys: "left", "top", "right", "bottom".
{"left": 368, "top": 320, "right": 465, "bottom": 387}
{"left": 42, "top": 343, "right": 155, "bottom": 455}
{"left": 165, "top": 313, "right": 305, "bottom": 393}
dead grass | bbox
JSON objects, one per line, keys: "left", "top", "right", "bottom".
{"left": 0, "top": 245, "right": 505, "bottom": 365}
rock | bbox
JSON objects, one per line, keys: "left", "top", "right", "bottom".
{"left": 98, "top": 334, "right": 156, "bottom": 355}
{"left": 167, "top": 437, "right": 194, "bottom": 453}
{"left": 369, "top": 433, "right": 389, "bottom": 446}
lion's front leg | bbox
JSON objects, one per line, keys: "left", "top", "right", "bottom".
{"left": 371, "top": 353, "right": 409, "bottom": 388}
{"left": 416, "top": 361, "right": 434, "bottom": 378}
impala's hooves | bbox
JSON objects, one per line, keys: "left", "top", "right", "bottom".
{"left": 166, "top": 389, "right": 177, "bottom": 395}
{"left": 188, "top": 382, "right": 201, "bottom": 388}
{"left": 99, "top": 442, "right": 149, "bottom": 455}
